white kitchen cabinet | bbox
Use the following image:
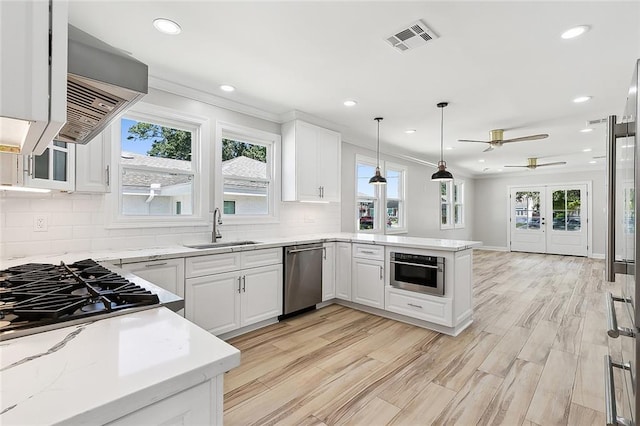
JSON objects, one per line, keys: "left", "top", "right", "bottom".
{"left": 107, "top": 377, "right": 222, "bottom": 426}
{"left": 75, "top": 132, "right": 111, "bottom": 193}
{"left": 186, "top": 271, "right": 241, "bottom": 335}
{"left": 281, "top": 120, "right": 341, "bottom": 202}
{"left": 335, "top": 242, "right": 352, "bottom": 301}
{"left": 241, "top": 265, "right": 283, "bottom": 325}
{"left": 23, "top": 141, "right": 76, "bottom": 191}
{"left": 120, "top": 258, "right": 185, "bottom": 298}
{"left": 185, "top": 249, "right": 283, "bottom": 336}
{"left": 352, "top": 257, "right": 385, "bottom": 309}
{"left": 322, "top": 242, "right": 336, "bottom": 301}
{"left": 0, "top": 0, "right": 67, "bottom": 155}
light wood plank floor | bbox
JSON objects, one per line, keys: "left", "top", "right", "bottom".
{"left": 224, "top": 250, "right": 620, "bottom": 426}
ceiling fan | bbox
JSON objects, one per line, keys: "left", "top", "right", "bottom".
{"left": 458, "top": 129, "right": 549, "bottom": 152}
{"left": 504, "top": 157, "right": 566, "bottom": 170}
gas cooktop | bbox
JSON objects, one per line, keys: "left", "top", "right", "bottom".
{"left": 0, "top": 259, "right": 161, "bottom": 340}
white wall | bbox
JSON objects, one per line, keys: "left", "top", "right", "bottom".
{"left": 473, "top": 169, "right": 606, "bottom": 255}
{"left": 340, "top": 142, "right": 475, "bottom": 241}
{"left": 0, "top": 87, "right": 341, "bottom": 260}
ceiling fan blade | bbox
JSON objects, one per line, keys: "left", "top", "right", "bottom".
{"left": 483, "top": 146, "right": 495, "bottom": 152}
{"left": 500, "top": 134, "right": 549, "bottom": 143}
{"left": 536, "top": 161, "right": 567, "bottom": 167}
{"left": 458, "top": 139, "right": 489, "bottom": 143}
{"left": 503, "top": 165, "right": 528, "bottom": 168}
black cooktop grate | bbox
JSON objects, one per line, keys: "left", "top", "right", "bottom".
{"left": 0, "top": 259, "right": 160, "bottom": 333}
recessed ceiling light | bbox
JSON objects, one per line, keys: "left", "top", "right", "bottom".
{"left": 478, "top": 159, "right": 485, "bottom": 163}
{"left": 445, "top": 147, "right": 453, "bottom": 150}
{"left": 583, "top": 148, "right": 592, "bottom": 152}
{"left": 153, "top": 18, "right": 182, "bottom": 35}
{"left": 630, "top": 86, "right": 638, "bottom": 95}
{"left": 573, "top": 96, "right": 592, "bottom": 103}
{"left": 404, "top": 129, "right": 416, "bottom": 134}
{"left": 561, "top": 25, "right": 589, "bottom": 40}
{"left": 580, "top": 128, "right": 593, "bottom": 133}
{"left": 343, "top": 100, "right": 357, "bottom": 107}
{"left": 497, "top": 169, "right": 503, "bottom": 172}
{"left": 589, "top": 160, "right": 597, "bottom": 164}
{"left": 220, "top": 84, "right": 235, "bottom": 92}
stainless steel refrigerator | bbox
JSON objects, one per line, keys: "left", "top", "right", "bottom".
{"left": 606, "top": 58, "right": 639, "bottom": 426}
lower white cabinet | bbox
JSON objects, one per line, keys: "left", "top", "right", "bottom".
{"left": 120, "top": 258, "right": 185, "bottom": 298}
{"left": 185, "top": 263, "right": 282, "bottom": 335}
{"left": 335, "top": 242, "right": 352, "bottom": 301}
{"left": 322, "top": 242, "right": 336, "bottom": 301}
{"left": 352, "top": 257, "right": 384, "bottom": 309}
{"left": 385, "top": 287, "right": 453, "bottom": 326}
{"left": 107, "top": 376, "right": 222, "bottom": 426}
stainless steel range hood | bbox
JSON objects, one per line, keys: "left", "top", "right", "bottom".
{"left": 57, "top": 25, "right": 148, "bottom": 144}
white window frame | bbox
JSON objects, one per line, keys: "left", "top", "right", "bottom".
{"left": 355, "top": 155, "right": 408, "bottom": 234}
{"left": 439, "top": 179, "right": 465, "bottom": 230}
{"left": 215, "top": 121, "right": 280, "bottom": 224}
{"left": 454, "top": 180, "right": 465, "bottom": 228}
{"left": 385, "top": 161, "right": 407, "bottom": 234}
{"left": 355, "top": 154, "right": 382, "bottom": 233}
{"left": 105, "top": 102, "right": 210, "bottom": 228}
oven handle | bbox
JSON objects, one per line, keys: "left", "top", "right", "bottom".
{"left": 390, "top": 260, "right": 439, "bottom": 269}
{"left": 287, "top": 246, "right": 324, "bottom": 254}
{"left": 604, "top": 355, "right": 632, "bottom": 426}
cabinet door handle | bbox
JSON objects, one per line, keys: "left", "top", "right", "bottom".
{"left": 361, "top": 250, "right": 375, "bottom": 254}
{"left": 105, "top": 165, "right": 110, "bottom": 187}
{"left": 408, "top": 303, "right": 423, "bottom": 309}
{"left": 323, "top": 247, "right": 327, "bottom": 260}
{"left": 242, "top": 275, "right": 246, "bottom": 292}
{"left": 144, "top": 262, "right": 167, "bottom": 268}
{"left": 321, "top": 186, "right": 324, "bottom": 198}
{"left": 379, "top": 266, "right": 383, "bottom": 280}
{"left": 237, "top": 276, "right": 242, "bottom": 293}
{"left": 27, "top": 155, "right": 33, "bottom": 177}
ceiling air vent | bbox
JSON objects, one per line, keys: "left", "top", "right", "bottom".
{"left": 385, "top": 20, "right": 438, "bottom": 52}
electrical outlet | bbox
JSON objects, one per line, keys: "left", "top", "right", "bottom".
{"left": 34, "top": 215, "right": 48, "bottom": 232}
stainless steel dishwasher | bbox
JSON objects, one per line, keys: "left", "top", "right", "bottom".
{"left": 283, "top": 242, "right": 324, "bottom": 316}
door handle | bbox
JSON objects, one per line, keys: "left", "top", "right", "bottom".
{"left": 144, "top": 262, "right": 167, "bottom": 268}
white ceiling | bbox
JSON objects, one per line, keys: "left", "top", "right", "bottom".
{"left": 68, "top": 1, "right": 640, "bottom": 177}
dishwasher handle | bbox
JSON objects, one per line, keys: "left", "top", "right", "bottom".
{"left": 287, "top": 246, "right": 324, "bottom": 255}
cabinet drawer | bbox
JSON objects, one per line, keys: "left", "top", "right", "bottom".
{"left": 385, "top": 287, "right": 453, "bottom": 326}
{"left": 241, "top": 248, "right": 282, "bottom": 269}
{"left": 352, "top": 244, "right": 384, "bottom": 260}
{"left": 186, "top": 253, "right": 241, "bottom": 278}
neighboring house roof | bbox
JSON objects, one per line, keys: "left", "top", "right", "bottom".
{"left": 222, "top": 156, "right": 267, "bottom": 179}
{"left": 121, "top": 151, "right": 191, "bottom": 189}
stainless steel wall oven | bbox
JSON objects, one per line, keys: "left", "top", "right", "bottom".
{"left": 390, "top": 252, "right": 445, "bottom": 296}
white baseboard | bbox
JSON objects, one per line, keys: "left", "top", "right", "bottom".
{"left": 476, "top": 246, "right": 509, "bottom": 252}
{"left": 591, "top": 253, "right": 605, "bottom": 259}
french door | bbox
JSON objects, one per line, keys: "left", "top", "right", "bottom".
{"left": 510, "top": 184, "right": 588, "bottom": 256}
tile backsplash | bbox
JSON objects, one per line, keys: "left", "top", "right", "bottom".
{"left": 0, "top": 192, "right": 341, "bottom": 260}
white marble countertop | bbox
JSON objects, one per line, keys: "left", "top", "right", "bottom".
{"left": 0, "top": 233, "right": 482, "bottom": 268}
{"left": 0, "top": 307, "right": 240, "bottom": 425}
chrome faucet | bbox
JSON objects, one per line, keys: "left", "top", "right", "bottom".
{"left": 212, "top": 208, "right": 222, "bottom": 242}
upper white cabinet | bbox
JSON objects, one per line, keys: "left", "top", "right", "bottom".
{"left": 0, "top": 0, "right": 67, "bottom": 155}
{"left": 75, "top": 132, "right": 111, "bottom": 193}
{"left": 24, "top": 142, "right": 76, "bottom": 191}
{"left": 281, "top": 120, "right": 341, "bottom": 202}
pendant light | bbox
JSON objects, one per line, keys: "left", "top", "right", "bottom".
{"left": 431, "top": 102, "right": 454, "bottom": 181}
{"left": 369, "top": 117, "right": 387, "bottom": 185}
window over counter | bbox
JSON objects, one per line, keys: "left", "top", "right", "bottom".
{"left": 355, "top": 155, "right": 406, "bottom": 234}
{"left": 440, "top": 180, "right": 465, "bottom": 229}
{"left": 105, "top": 103, "right": 210, "bottom": 228}
{"left": 215, "top": 122, "right": 280, "bottom": 223}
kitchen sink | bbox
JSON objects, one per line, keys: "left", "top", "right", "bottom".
{"left": 184, "top": 241, "right": 261, "bottom": 249}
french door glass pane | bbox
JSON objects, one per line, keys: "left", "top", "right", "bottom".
{"left": 552, "top": 189, "right": 581, "bottom": 231}
{"left": 514, "top": 191, "right": 541, "bottom": 229}
{"left": 358, "top": 200, "right": 375, "bottom": 230}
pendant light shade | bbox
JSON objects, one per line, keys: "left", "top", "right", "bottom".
{"left": 431, "top": 102, "right": 454, "bottom": 181}
{"left": 369, "top": 117, "right": 387, "bottom": 185}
